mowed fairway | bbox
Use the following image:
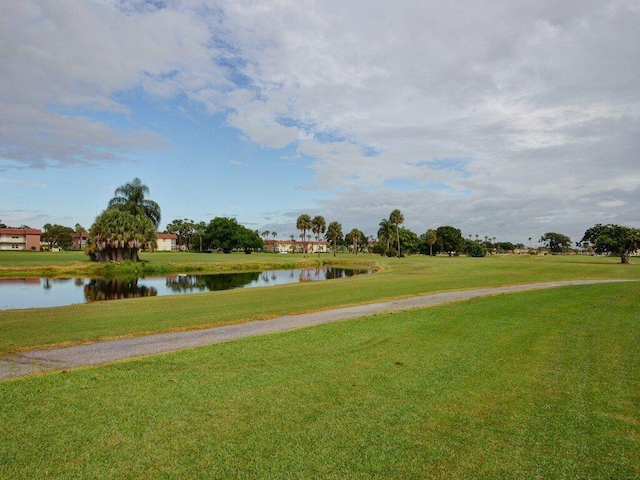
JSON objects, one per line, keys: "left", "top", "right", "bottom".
{"left": 1, "top": 282, "right": 639, "bottom": 479}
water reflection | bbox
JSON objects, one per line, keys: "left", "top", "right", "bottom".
{"left": 0, "top": 267, "right": 372, "bottom": 310}
{"left": 166, "top": 271, "right": 261, "bottom": 292}
{"left": 164, "top": 267, "right": 366, "bottom": 293}
{"left": 84, "top": 278, "right": 158, "bottom": 302}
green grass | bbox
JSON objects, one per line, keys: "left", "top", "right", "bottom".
{"left": 0, "top": 251, "right": 362, "bottom": 278}
{"left": 1, "top": 283, "right": 638, "bottom": 479}
{"left": 1, "top": 254, "right": 639, "bottom": 352}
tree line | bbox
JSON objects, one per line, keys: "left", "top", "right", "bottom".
{"left": 10, "top": 178, "right": 638, "bottom": 264}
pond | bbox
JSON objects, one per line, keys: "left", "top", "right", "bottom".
{"left": 0, "top": 267, "right": 372, "bottom": 310}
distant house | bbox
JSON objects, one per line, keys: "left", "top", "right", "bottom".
{"left": 0, "top": 228, "right": 42, "bottom": 251}
{"left": 264, "top": 239, "right": 329, "bottom": 254}
{"left": 72, "top": 232, "right": 90, "bottom": 250}
{"left": 156, "top": 233, "right": 178, "bottom": 251}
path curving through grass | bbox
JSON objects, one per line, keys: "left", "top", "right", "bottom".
{"left": 0, "top": 280, "right": 629, "bottom": 381}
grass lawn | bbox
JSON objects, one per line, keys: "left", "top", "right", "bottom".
{"left": 0, "top": 250, "right": 90, "bottom": 267}
{"left": 1, "top": 254, "right": 639, "bottom": 352}
{"left": 0, "top": 251, "right": 359, "bottom": 278}
{"left": 1, "top": 283, "right": 638, "bottom": 479}
{"left": 0, "top": 251, "right": 332, "bottom": 268}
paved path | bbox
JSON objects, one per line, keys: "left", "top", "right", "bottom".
{"left": 0, "top": 280, "right": 625, "bottom": 381}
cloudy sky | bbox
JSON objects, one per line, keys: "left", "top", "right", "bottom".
{"left": 2, "top": 0, "right": 639, "bottom": 244}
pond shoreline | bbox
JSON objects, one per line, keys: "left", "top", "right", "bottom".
{"left": 0, "top": 256, "right": 378, "bottom": 279}
{"left": 0, "top": 267, "right": 374, "bottom": 310}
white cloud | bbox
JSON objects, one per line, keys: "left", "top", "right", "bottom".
{"left": 2, "top": 0, "right": 639, "bottom": 239}
{"left": 598, "top": 200, "right": 626, "bottom": 208}
{"left": 0, "top": 0, "right": 222, "bottom": 167}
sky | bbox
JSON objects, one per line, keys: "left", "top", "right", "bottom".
{"left": 1, "top": 0, "right": 639, "bottom": 246}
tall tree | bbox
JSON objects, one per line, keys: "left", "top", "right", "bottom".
{"left": 165, "top": 218, "right": 196, "bottom": 250}
{"left": 108, "top": 178, "right": 161, "bottom": 228}
{"left": 539, "top": 232, "right": 572, "bottom": 254}
{"left": 345, "top": 228, "right": 364, "bottom": 255}
{"left": 326, "top": 221, "right": 343, "bottom": 257}
{"left": 42, "top": 223, "right": 74, "bottom": 250}
{"left": 86, "top": 209, "right": 156, "bottom": 262}
{"left": 202, "top": 217, "right": 263, "bottom": 254}
{"left": 389, "top": 209, "right": 404, "bottom": 257}
{"left": 423, "top": 229, "right": 437, "bottom": 256}
{"left": 194, "top": 221, "right": 206, "bottom": 253}
{"left": 435, "top": 226, "right": 465, "bottom": 256}
{"left": 377, "top": 219, "right": 393, "bottom": 253}
{"left": 260, "top": 230, "right": 271, "bottom": 253}
{"left": 296, "top": 214, "right": 313, "bottom": 255}
{"left": 311, "top": 215, "right": 326, "bottom": 256}
{"left": 397, "top": 227, "right": 420, "bottom": 255}
{"left": 581, "top": 224, "right": 640, "bottom": 264}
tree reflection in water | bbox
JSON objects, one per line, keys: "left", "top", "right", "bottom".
{"left": 325, "top": 267, "right": 359, "bottom": 279}
{"left": 165, "top": 272, "right": 261, "bottom": 292}
{"left": 164, "top": 268, "right": 367, "bottom": 292}
{"left": 84, "top": 278, "right": 158, "bottom": 302}
{"left": 2, "top": 268, "right": 372, "bottom": 309}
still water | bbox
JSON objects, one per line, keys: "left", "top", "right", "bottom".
{"left": 0, "top": 267, "right": 371, "bottom": 310}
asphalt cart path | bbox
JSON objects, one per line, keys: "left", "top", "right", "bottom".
{"left": 0, "top": 280, "right": 625, "bottom": 381}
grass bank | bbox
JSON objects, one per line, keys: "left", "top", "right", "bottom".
{"left": 0, "top": 254, "right": 638, "bottom": 352}
{"left": 1, "top": 283, "right": 638, "bottom": 479}
{"left": 0, "top": 251, "right": 369, "bottom": 278}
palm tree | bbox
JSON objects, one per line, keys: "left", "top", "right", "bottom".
{"left": 271, "top": 231, "right": 277, "bottom": 241}
{"left": 195, "top": 221, "right": 206, "bottom": 252}
{"left": 424, "top": 229, "right": 437, "bottom": 256}
{"left": 108, "top": 178, "right": 161, "bottom": 229}
{"left": 299, "top": 232, "right": 307, "bottom": 253}
{"left": 312, "top": 216, "right": 326, "bottom": 256}
{"left": 377, "top": 219, "right": 393, "bottom": 253}
{"left": 296, "top": 214, "right": 313, "bottom": 256}
{"left": 389, "top": 209, "right": 404, "bottom": 257}
{"left": 87, "top": 208, "right": 156, "bottom": 262}
{"left": 260, "top": 230, "right": 270, "bottom": 253}
{"left": 326, "top": 221, "right": 343, "bottom": 257}
{"left": 347, "top": 228, "right": 362, "bottom": 255}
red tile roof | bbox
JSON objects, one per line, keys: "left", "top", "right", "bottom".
{"left": 0, "top": 228, "right": 41, "bottom": 235}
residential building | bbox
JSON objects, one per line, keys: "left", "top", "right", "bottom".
{"left": 72, "top": 232, "right": 90, "bottom": 250}
{"left": 0, "top": 228, "right": 42, "bottom": 251}
{"left": 264, "top": 239, "right": 329, "bottom": 254}
{"left": 156, "top": 233, "right": 178, "bottom": 251}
